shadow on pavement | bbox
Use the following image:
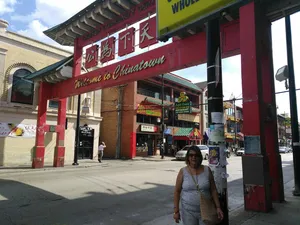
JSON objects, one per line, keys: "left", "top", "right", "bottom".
{"left": 0, "top": 163, "right": 295, "bottom": 225}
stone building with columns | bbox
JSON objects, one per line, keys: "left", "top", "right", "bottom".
{"left": 0, "top": 20, "right": 102, "bottom": 166}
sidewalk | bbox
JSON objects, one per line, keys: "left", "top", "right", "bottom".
{"left": 143, "top": 179, "right": 300, "bottom": 225}
{"left": 0, "top": 155, "right": 174, "bottom": 174}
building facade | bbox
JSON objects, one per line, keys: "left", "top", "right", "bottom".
{"left": 0, "top": 20, "right": 102, "bottom": 166}
{"left": 100, "top": 74, "right": 203, "bottom": 158}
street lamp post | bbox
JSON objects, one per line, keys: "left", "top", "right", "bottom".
{"left": 285, "top": 15, "right": 300, "bottom": 196}
{"left": 72, "top": 94, "right": 81, "bottom": 166}
{"left": 161, "top": 74, "right": 165, "bottom": 159}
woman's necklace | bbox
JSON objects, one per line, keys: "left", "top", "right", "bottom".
{"left": 189, "top": 166, "right": 199, "bottom": 190}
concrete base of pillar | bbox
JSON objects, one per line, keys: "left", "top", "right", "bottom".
{"left": 53, "top": 146, "right": 65, "bottom": 167}
{"left": 32, "top": 146, "right": 45, "bottom": 169}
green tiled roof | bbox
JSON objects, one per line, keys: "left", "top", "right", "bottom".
{"left": 25, "top": 55, "right": 73, "bottom": 80}
{"left": 173, "top": 128, "right": 193, "bottom": 137}
{"left": 144, "top": 97, "right": 173, "bottom": 106}
{"left": 160, "top": 74, "right": 201, "bottom": 92}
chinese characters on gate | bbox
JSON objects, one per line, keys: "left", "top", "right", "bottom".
{"left": 84, "top": 17, "right": 158, "bottom": 69}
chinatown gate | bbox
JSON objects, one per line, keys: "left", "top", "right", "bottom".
{"left": 27, "top": 0, "right": 300, "bottom": 215}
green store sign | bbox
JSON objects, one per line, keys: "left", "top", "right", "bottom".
{"left": 175, "top": 102, "right": 192, "bottom": 114}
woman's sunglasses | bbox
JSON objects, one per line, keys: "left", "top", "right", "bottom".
{"left": 189, "top": 153, "right": 201, "bottom": 158}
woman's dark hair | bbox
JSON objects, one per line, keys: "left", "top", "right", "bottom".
{"left": 185, "top": 145, "right": 203, "bottom": 166}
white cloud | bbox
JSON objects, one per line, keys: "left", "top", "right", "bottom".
{"left": 11, "top": 0, "right": 95, "bottom": 27}
{"left": 0, "top": 0, "right": 17, "bottom": 15}
{"left": 10, "top": 0, "right": 94, "bottom": 49}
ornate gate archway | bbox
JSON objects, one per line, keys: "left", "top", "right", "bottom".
{"left": 25, "top": 0, "right": 300, "bottom": 215}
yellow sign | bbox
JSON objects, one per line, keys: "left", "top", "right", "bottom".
{"left": 178, "top": 92, "right": 189, "bottom": 103}
{"left": 157, "top": 0, "right": 238, "bottom": 39}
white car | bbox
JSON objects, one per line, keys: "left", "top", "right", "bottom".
{"left": 175, "top": 145, "right": 209, "bottom": 160}
{"left": 236, "top": 148, "right": 245, "bottom": 156}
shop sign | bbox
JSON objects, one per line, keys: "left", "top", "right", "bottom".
{"left": 141, "top": 125, "right": 156, "bottom": 133}
{"left": 75, "top": 55, "right": 166, "bottom": 89}
{"left": 139, "top": 16, "right": 158, "bottom": 49}
{"left": 118, "top": 27, "right": 135, "bottom": 56}
{"left": 178, "top": 114, "right": 200, "bottom": 122}
{"left": 0, "top": 123, "right": 36, "bottom": 138}
{"left": 175, "top": 92, "right": 192, "bottom": 114}
{"left": 85, "top": 45, "right": 99, "bottom": 69}
{"left": 156, "top": 0, "right": 239, "bottom": 40}
{"left": 137, "top": 104, "right": 162, "bottom": 117}
{"left": 100, "top": 37, "right": 116, "bottom": 63}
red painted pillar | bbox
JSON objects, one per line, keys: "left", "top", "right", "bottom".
{"left": 53, "top": 98, "right": 67, "bottom": 167}
{"left": 240, "top": 2, "right": 272, "bottom": 212}
{"left": 130, "top": 132, "right": 136, "bottom": 158}
{"left": 73, "top": 38, "right": 83, "bottom": 78}
{"left": 32, "top": 82, "right": 49, "bottom": 169}
{"left": 260, "top": 13, "right": 285, "bottom": 202}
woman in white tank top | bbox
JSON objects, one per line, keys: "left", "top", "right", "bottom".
{"left": 173, "top": 145, "right": 224, "bottom": 225}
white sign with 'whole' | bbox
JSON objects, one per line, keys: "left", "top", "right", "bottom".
{"left": 141, "top": 125, "right": 155, "bottom": 133}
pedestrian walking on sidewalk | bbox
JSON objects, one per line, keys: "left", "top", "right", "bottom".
{"left": 173, "top": 145, "right": 224, "bottom": 225}
{"left": 98, "top": 141, "right": 106, "bottom": 163}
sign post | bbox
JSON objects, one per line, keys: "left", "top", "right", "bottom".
{"left": 206, "top": 19, "right": 228, "bottom": 225}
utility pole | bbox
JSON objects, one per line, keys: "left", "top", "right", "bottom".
{"left": 233, "top": 98, "right": 237, "bottom": 148}
{"left": 161, "top": 74, "right": 165, "bottom": 159}
{"left": 72, "top": 94, "right": 80, "bottom": 166}
{"left": 116, "top": 85, "right": 125, "bottom": 159}
{"left": 207, "top": 18, "right": 228, "bottom": 224}
{"left": 285, "top": 15, "right": 300, "bottom": 196}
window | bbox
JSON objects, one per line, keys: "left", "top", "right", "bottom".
{"left": 11, "top": 69, "right": 34, "bottom": 105}
{"left": 49, "top": 100, "right": 59, "bottom": 109}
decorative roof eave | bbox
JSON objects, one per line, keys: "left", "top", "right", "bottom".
{"left": 24, "top": 56, "right": 74, "bottom": 84}
{"left": 44, "top": 0, "right": 142, "bottom": 46}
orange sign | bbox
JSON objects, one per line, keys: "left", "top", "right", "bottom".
{"left": 137, "top": 104, "right": 162, "bottom": 117}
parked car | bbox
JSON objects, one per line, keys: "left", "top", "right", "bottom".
{"left": 279, "top": 146, "right": 292, "bottom": 153}
{"left": 175, "top": 145, "right": 210, "bottom": 160}
{"left": 236, "top": 148, "right": 245, "bottom": 156}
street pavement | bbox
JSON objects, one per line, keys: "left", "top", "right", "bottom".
{"left": 0, "top": 153, "right": 297, "bottom": 225}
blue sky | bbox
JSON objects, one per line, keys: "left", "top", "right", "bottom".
{"left": 0, "top": 0, "right": 299, "bottom": 117}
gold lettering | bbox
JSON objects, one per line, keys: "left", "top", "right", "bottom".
{"left": 143, "top": 61, "right": 149, "bottom": 69}
{"left": 90, "top": 77, "right": 98, "bottom": 83}
{"left": 75, "top": 55, "right": 166, "bottom": 89}
{"left": 113, "top": 65, "right": 121, "bottom": 79}
{"left": 104, "top": 73, "right": 111, "bottom": 81}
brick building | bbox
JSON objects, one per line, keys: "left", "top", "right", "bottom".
{"left": 100, "top": 74, "right": 203, "bottom": 158}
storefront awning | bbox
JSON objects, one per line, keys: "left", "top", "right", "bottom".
{"left": 173, "top": 128, "right": 202, "bottom": 141}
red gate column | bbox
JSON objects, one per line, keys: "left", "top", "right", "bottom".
{"left": 53, "top": 98, "right": 67, "bottom": 167}
{"left": 73, "top": 38, "right": 82, "bottom": 78}
{"left": 239, "top": 2, "right": 272, "bottom": 212}
{"left": 32, "top": 82, "right": 49, "bottom": 169}
{"left": 260, "top": 11, "right": 285, "bottom": 202}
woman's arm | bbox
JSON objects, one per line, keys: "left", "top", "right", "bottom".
{"left": 208, "top": 167, "right": 221, "bottom": 209}
{"left": 174, "top": 168, "right": 183, "bottom": 213}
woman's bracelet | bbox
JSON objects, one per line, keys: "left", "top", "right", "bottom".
{"left": 174, "top": 211, "right": 179, "bottom": 214}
